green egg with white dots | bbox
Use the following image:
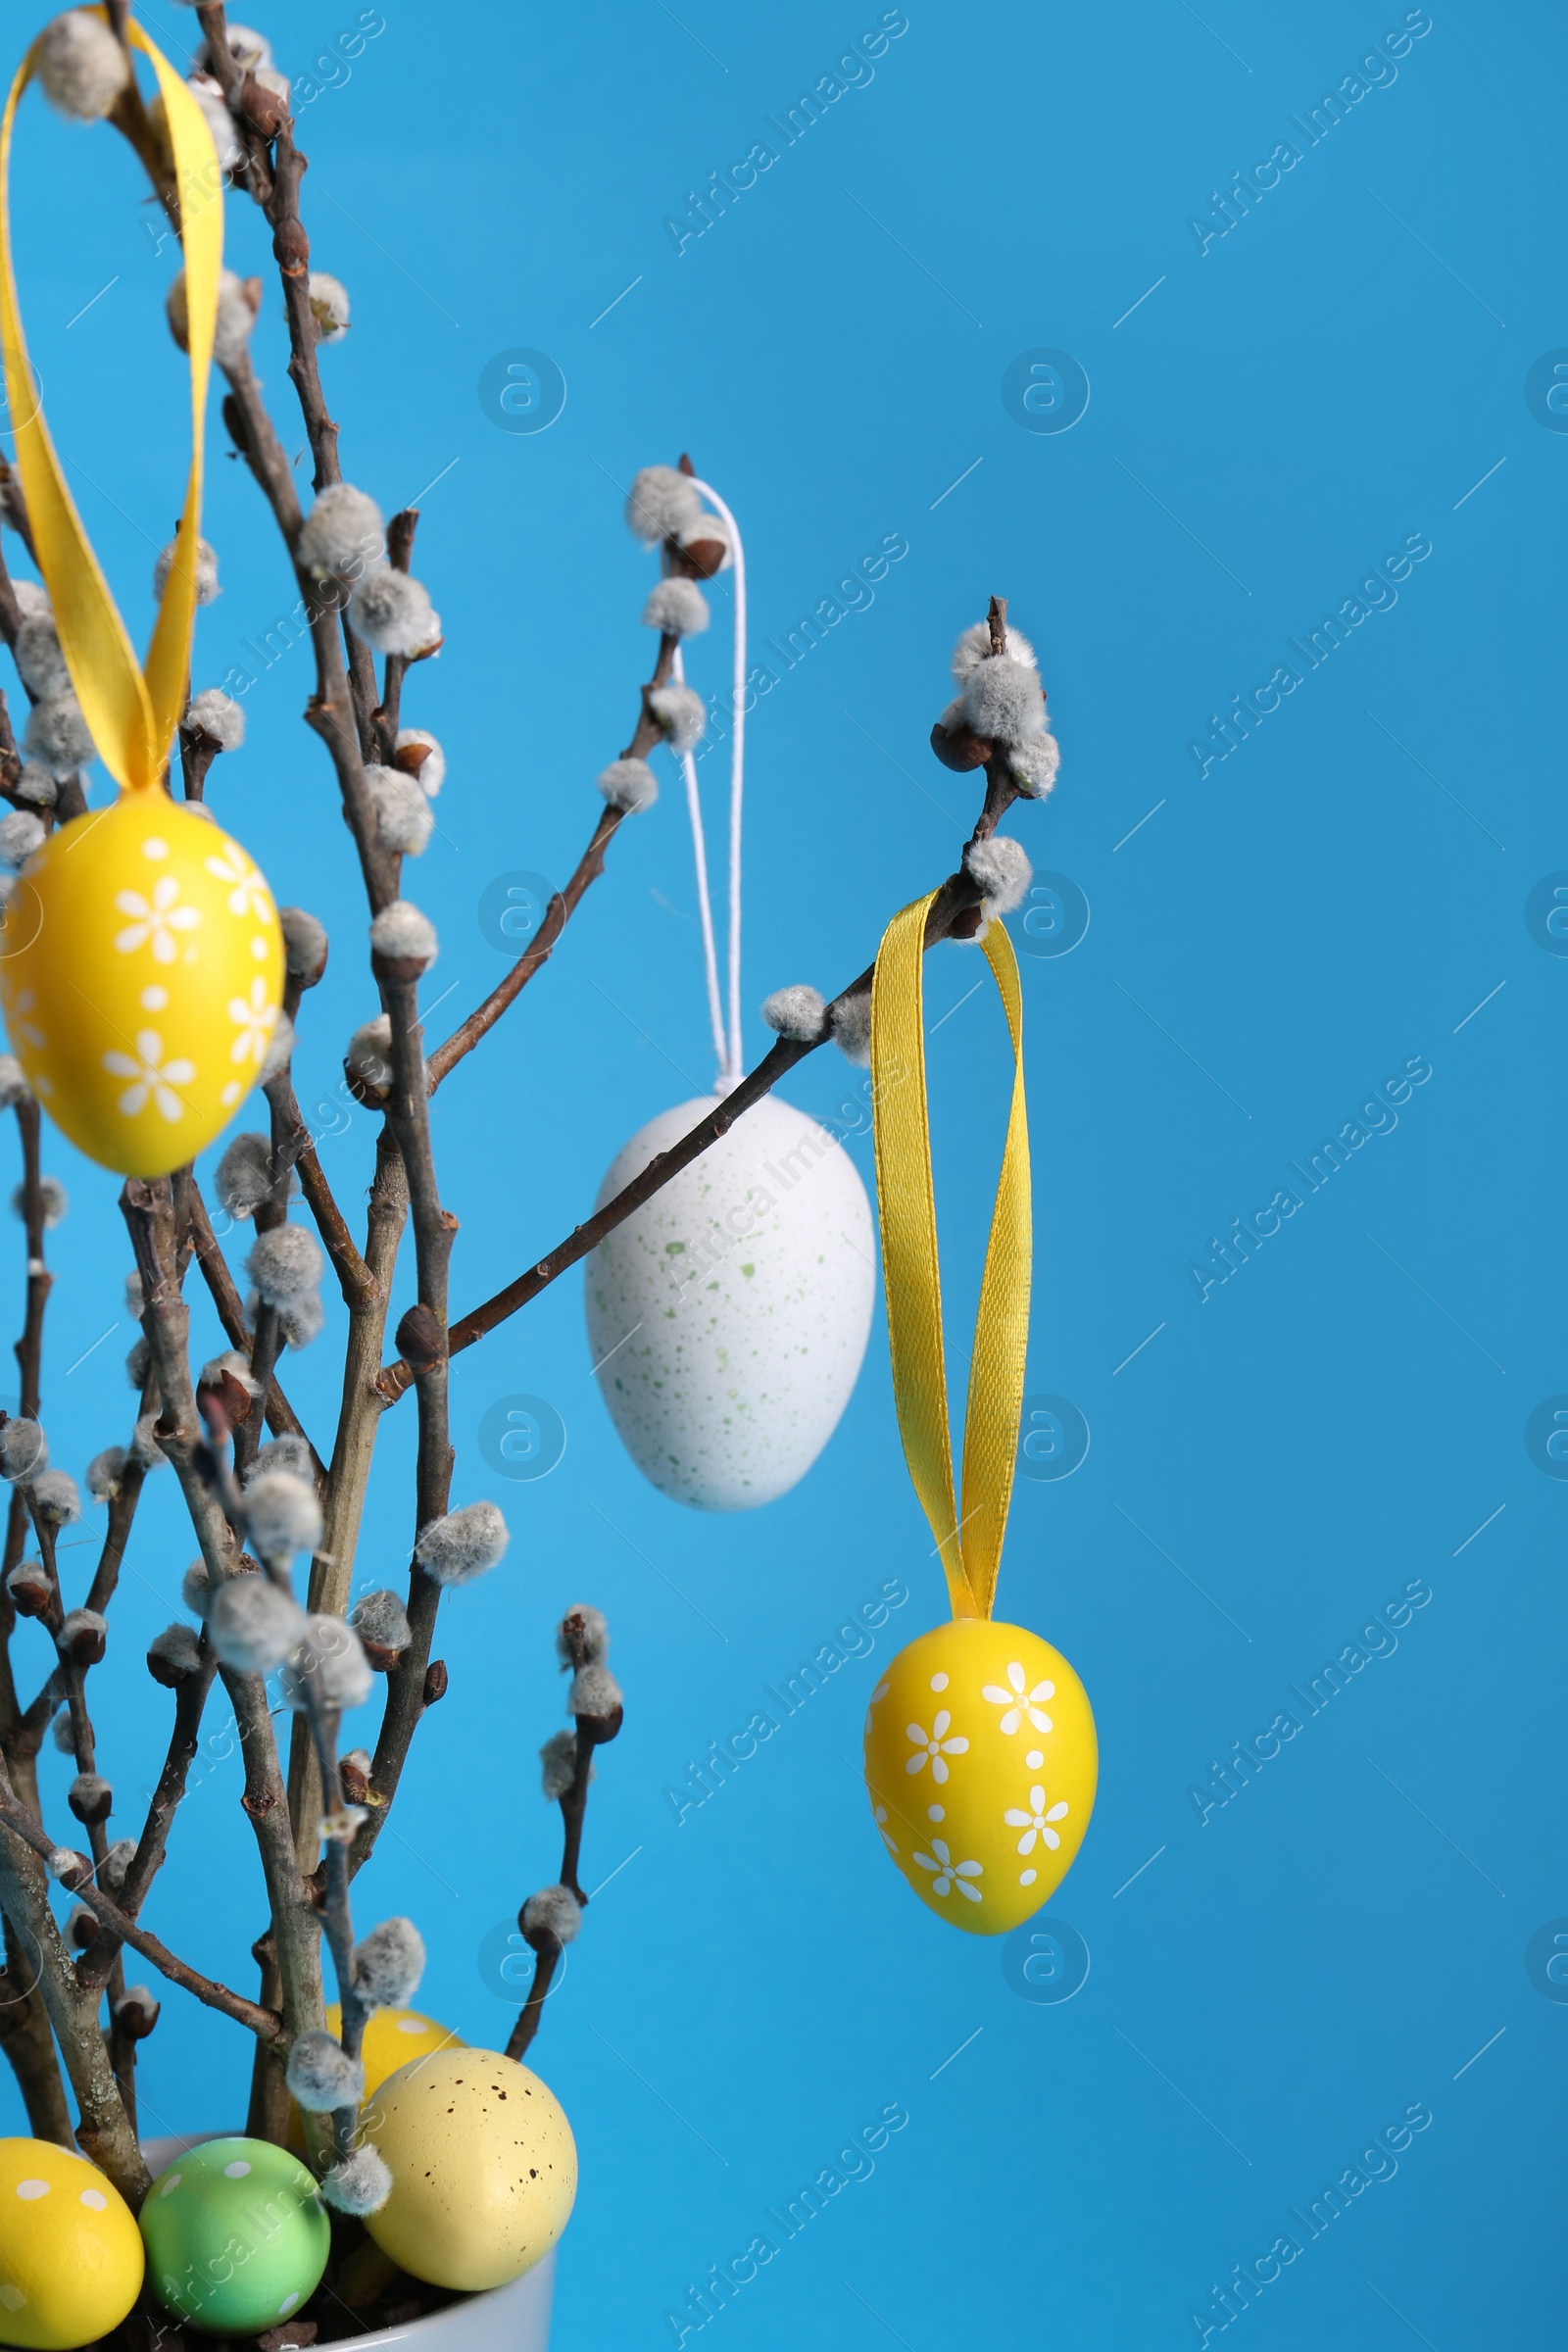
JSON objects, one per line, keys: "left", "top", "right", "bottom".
{"left": 139, "top": 2138, "right": 330, "bottom": 2336}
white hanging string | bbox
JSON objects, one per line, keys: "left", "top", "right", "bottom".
{"left": 668, "top": 644, "right": 727, "bottom": 1082}
{"left": 683, "top": 475, "right": 746, "bottom": 1089}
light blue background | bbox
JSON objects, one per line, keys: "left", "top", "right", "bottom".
{"left": 0, "top": 3, "right": 1561, "bottom": 2346}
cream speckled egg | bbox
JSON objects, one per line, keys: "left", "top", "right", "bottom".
{"left": 361, "top": 2049, "right": 576, "bottom": 2291}
{"left": 0, "top": 2138, "right": 142, "bottom": 2350}
{"left": 0, "top": 793, "right": 282, "bottom": 1177}
{"left": 585, "top": 1093, "right": 874, "bottom": 1509}
{"left": 864, "top": 1618, "right": 1097, "bottom": 1936}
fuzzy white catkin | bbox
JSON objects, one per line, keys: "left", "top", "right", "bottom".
{"left": 641, "top": 577, "right": 710, "bottom": 637}
{"left": 181, "top": 1559, "right": 215, "bottom": 1620}
{"left": 349, "top": 569, "right": 441, "bottom": 657}
{"left": 596, "top": 758, "right": 658, "bottom": 814}
{"left": 951, "top": 619, "right": 1037, "bottom": 684}
{"left": 683, "top": 510, "right": 731, "bottom": 566}
{"left": 241, "top": 1469, "right": 322, "bottom": 1564}
{"left": 11, "top": 1175, "right": 66, "bottom": 1227}
{"left": 11, "top": 582, "right": 49, "bottom": 621}
{"left": 625, "top": 465, "right": 702, "bottom": 546}
{"left": 539, "top": 1729, "right": 581, "bottom": 1800}
{"left": 283, "top": 1614, "right": 371, "bottom": 1711}
{"left": 522, "top": 1885, "right": 582, "bottom": 1945}
{"left": 352, "top": 1918, "right": 425, "bottom": 2007}
{"left": 172, "top": 74, "right": 242, "bottom": 171}
{"left": 58, "top": 1607, "right": 104, "bottom": 1653}
{"left": 261, "top": 1010, "right": 295, "bottom": 1082}
{"left": 50, "top": 1706, "right": 74, "bottom": 1754}
{"left": 321, "top": 2147, "right": 392, "bottom": 2218}
{"left": 35, "top": 11, "right": 130, "bottom": 119}
{"left": 14, "top": 763, "right": 58, "bottom": 809}
{"left": 215, "top": 1132, "right": 273, "bottom": 1221}
{"left": 286, "top": 2030, "right": 364, "bottom": 2114}
{"left": 247, "top": 1224, "right": 324, "bottom": 1307}
{"left": 1007, "top": 733, "right": 1060, "bottom": 799}
{"left": 569, "top": 1660, "right": 622, "bottom": 1718}
{"left": 246, "top": 1434, "right": 314, "bottom": 1487}
{"left": 297, "top": 483, "right": 384, "bottom": 580}
{"left": 556, "top": 1605, "right": 609, "bottom": 1667}
{"left": 347, "top": 1015, "right": 395, "bottom": 1094}
{"left": 208, "top": 1574, "right": 308, "bottom": 1672}
{"left": 964, "top": 834, "right": 1033, "bottom": 916}
{"left": 124, "top": 1335, "right": 151, "bottom": 1392}
{"left": 395, "top": 727, "right": 444, "bottom": 797}
{"left": 199, "top": 1348, "right": 259, "bottom": 1399}
{"left": 153, "top": 535, "right": 220, "bottom": 607}
{"left": 278, "top": 1290, "right": 324, "bottom": 1351}
{"left": 30, "top": 1470, "right": 79, "bottom": 1526}
{"left": 99, "top": 1838, "right": 136, "bottom": 1892}
{"left": 829, "top": 990, "right": 872, "bottom": 1068}
{"left": 167, "top": 268, "right": 258, "bottom": 368}
{"left": 85, "top": 1446, "right": 127, "bottom": 1503}
{"left": 961, "top": 657, "right": 1045, "bottom": 746}
{"left": 365, "top": 765, "right": 433, "bottom": 857}
{"left": 196, "top": 21, "right": 270, "bottom": 70}
{"left": 281, "top": 906, "right": 328, "bottom": 983}
{"left": 648, "top": 683, "right": 706, "bottom": 753}
{"left": 415, "top": 1500, "right": 509, "bottom": 1588}
{"left": 760, "top": 985, "right": 826, "bottom": 1043}
{"left": 130, "top": 1412, "right": 167, "bottom": 1470}
{"left": 148, "top": 1622, "right": 203, "bottom": 1679}
{"left": 349, "top": 1589, "right": 411, "bottom": 1653}
{"left": 15, "top": 614, "right": 70, "bottom": 701}
{"left": 0, "top": 1058, "right": 26, "bottom": 1111}
{"left": 24, "top": 693, "right": 94, "bottom": 777}
{"left": 0, "top": 1420, "right": 47, "bottom": 1482}
{"left": 185, "top": 687, "right": 245, "bottom": 751}
{"left": 307, "top": 271, "right": 351, "bottom": 344}
{"left": 0, "top": 811, "right": 45, "bottom": 870}
{"left": 369, "top": 900, "right": 438, "bottom": 965}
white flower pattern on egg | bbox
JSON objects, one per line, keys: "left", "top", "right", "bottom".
{"left": 227, "top": 976, "right": 277, "bottom": 1066}
{"left": 1004, "top": 1785, "right": 1069, "bottom": 1858}
{"left": 905, "top": 1709, "right": 969, "bottom": 1783}
{"left": 206, "top": 841, "right": 273, "bottom": 923}
{"left": 982, "top": 1660, "right": 1054, "bottom": 1736}
{"left": 113, "top": 875, "right": 199, "bottom": 965}
{"left": 912, "top": 1838, "right": 982, "bottom": 1902}
{"left": 101, "top": 1031, "right": 196, "bottom": 1122}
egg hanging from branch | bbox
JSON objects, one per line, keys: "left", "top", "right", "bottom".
{"left": 0, "top": 795, "right": 283, "bottom": 1179}
{"left": 864, "top": 1618, "right": 1098, "bottom": 1936}
{"left": 585, "top": 1093, "right": 874, "bottom": 1510}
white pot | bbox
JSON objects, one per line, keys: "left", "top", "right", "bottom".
{"left": 139, "top": 2136, "right": 554, "bottom": 2352}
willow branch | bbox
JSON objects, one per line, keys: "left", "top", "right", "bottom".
{"left": 76, "top": 1649, "right": 218, "bottom": 1993}
{"left": 180, "top": 1175, "right": 323, "bottom": 1474}
{"left": 0, "top": 1785, "right": 277, "bottom": 2040}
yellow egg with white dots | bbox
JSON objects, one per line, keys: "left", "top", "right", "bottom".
{"left": 864, "top": 1618, "right": 1098, "bottom": 1936}
{"left": 0, "top": 792, "right": 283, "bottom": 1178}
{"left": 0, "top": 2137, "right": 144, "bottom": 2349}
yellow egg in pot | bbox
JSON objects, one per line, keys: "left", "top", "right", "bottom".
{"left": 0, "top": 793, "right": 282, "bottom": 1178}
{"left": 864, "top": 1617, "right": 1097, "bottom": 1936}
{"left": 0, "top": 2136, "right": 143, "bottom": 2349}
{"left": 360, "top": 2048, "right": 576, "bottom": 2290}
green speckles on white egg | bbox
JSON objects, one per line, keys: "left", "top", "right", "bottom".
{"left": 586, "top": 1094, "right": 874, "bottom": 1510}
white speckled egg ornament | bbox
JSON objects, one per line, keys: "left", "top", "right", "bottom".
{"left": 585, "top": 1093, "right": 874, "bottom": 1509}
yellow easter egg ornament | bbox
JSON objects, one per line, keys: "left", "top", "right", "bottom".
{"left": 863, "top": 896, "right": 1099, "bottom": 1933}
{"left": 865, "top": 1617, "right": 1097, "bottom": 1936}
{"left": 0, "top": 13, "right": 280, "bottom": 1180}
{"left": 0, "top": 2136, "right": 144, "bottom": 2350}
{"left": 361, "top": 2048, "right": 576, "bottom": 2290}
{"left": 0, "top": 797, "right": 282, "bottom": 1177}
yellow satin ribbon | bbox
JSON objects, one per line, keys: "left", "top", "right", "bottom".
{"left": 0, "top": 10, "right": 220, "bottom": 792}
{"left": 871, "top": 892, "right": 1031, "bottom": 1623}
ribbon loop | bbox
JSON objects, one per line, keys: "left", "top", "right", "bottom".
{"left": 0, "top": 10, "right": 220, "bottom": 792}
{"left": 870, "top": 892, "right": 1031, "bottom": 1622}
